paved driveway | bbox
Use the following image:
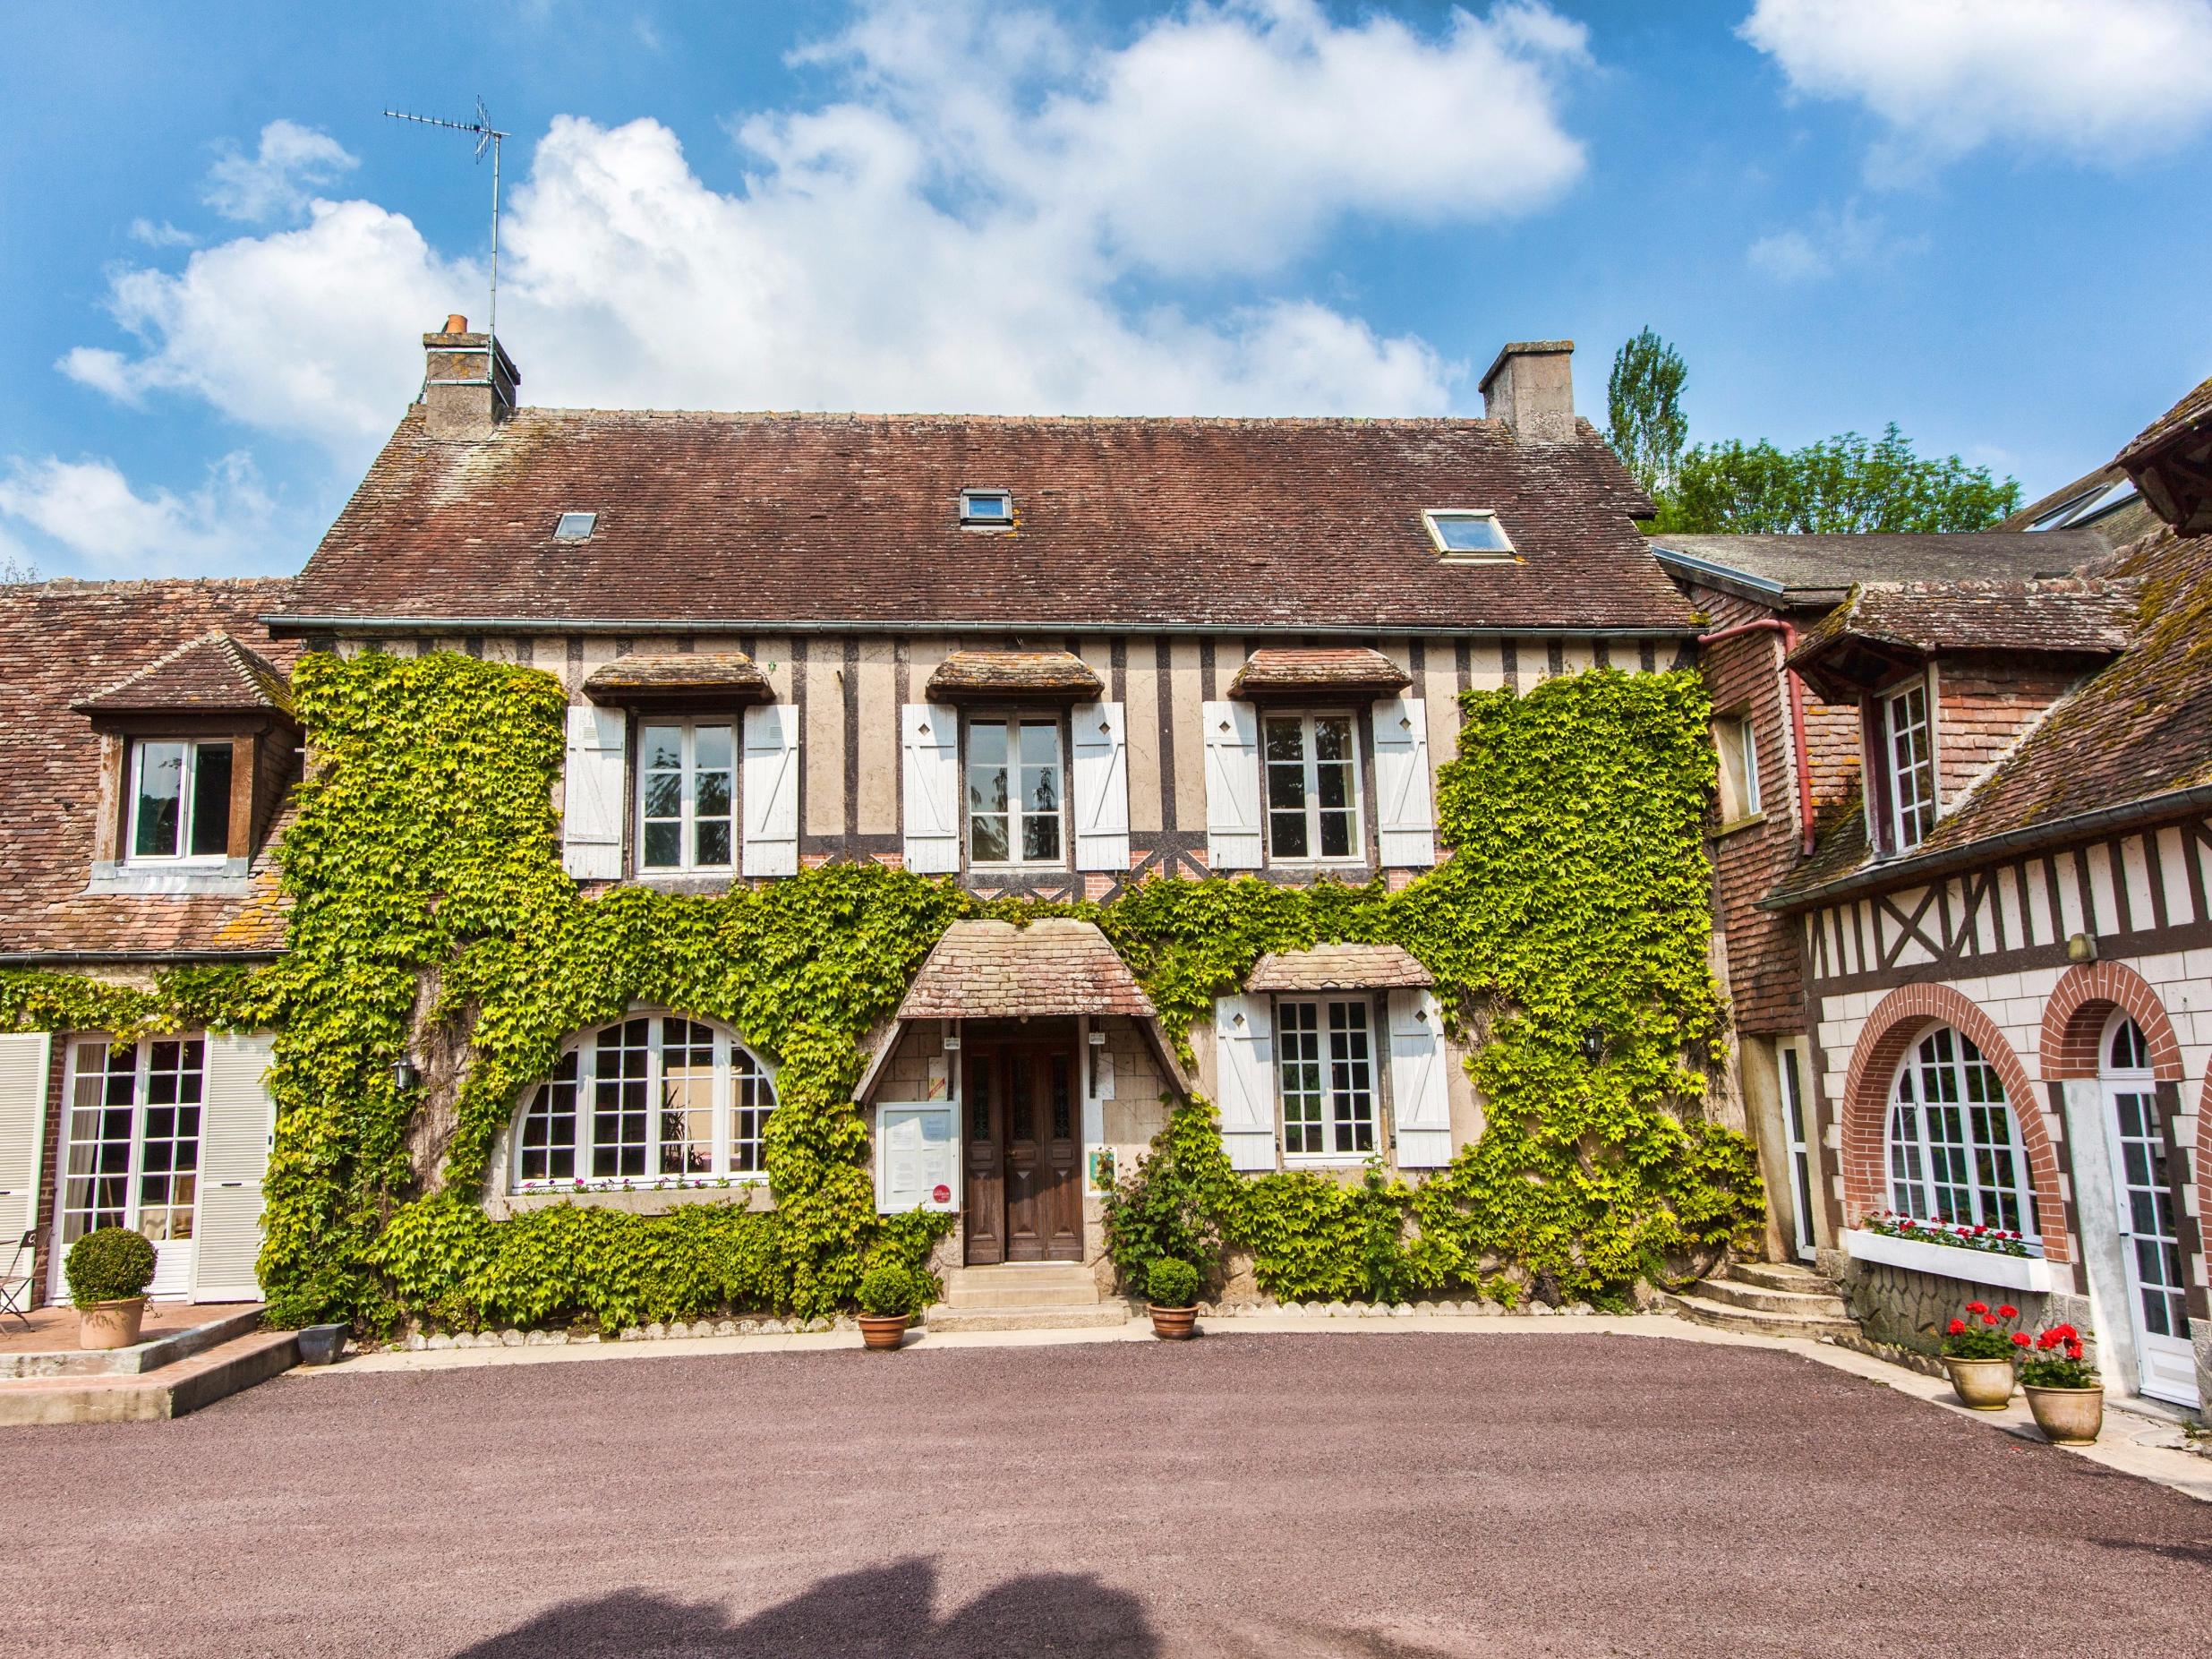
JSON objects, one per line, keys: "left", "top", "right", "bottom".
{"left": 9, "top": 1332, "right": 2208, "bottom": 1658}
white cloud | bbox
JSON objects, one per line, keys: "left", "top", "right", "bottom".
{"left": 60, "top": 0, "right": 1594, "bottom": 466}
{"left": 204, "top": 119, "right": 360, "bottom": 222}
{"left": 0, "top": 452, "right": 276, "bottom": 577}
{"left": 128, "top": 218, "right": 197, "bottom": 248}
{"left": 1747, "top": 200, "right": 1924, "bottom": 282}
{"left": 1741, "top": 0, "right": 2212, "bottom": 171}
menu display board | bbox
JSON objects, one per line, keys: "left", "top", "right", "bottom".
{"left": 875, "top": 1104, "right": 958, "bottom": 1214}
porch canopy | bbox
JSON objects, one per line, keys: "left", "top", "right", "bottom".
{"left": 1226, "top": 646, "right": 1410, "bottom": 699}
{"left": 583, "top": 652, "right": 773, "bottom": 706}
{"left": 1246, "top": 943, "right": 1433, "bottom": 993}
{"left": 924, "top": 650, "right": 1103, "bottom": 702}
{"left": 862, "top": 919, "right": 1187, "bottom": 1099}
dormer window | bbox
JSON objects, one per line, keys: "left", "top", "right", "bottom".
{"left": 1881, "top": 677, "right": 1936, "bottom": 853}
{"left": 554, "top": 511, "right": 599, "bottom": 541}
{"left": 1422, "top": 509, "right": 1514, "bottom": 560}
{"left": 128, "top": 739, "right": 233, "bottom": 865}
{"left": 960, "top": 490, "right": 1012, "bottom": 526}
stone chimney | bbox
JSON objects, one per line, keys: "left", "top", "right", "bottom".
{"left": 420, "top": 313, "right": 520, "bottom": 439}
{"left": 1479, "top": 340, "right": 1576, "bottom": 441}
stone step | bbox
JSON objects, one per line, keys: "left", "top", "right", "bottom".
{"left": 922, "top": 1302, "right": 1134, "bottom": 1334}
{"left": 1694, "top": 1277, "right": 1852, "bottom": 1319}
{"left": 1729, "top": 1261, "right": 1837, "bottom": 1295}
{"left": 1661, "top": 1291, "right": 1858, "bottom": 1342}
{"left": 0, "top": 1328, "right": 299, "bottom": 1426}
{"left": 0, "top": 1304, "right": 266, "bottom": 1381}
{"left": 944, "top": 1264, "right": 1101, "bottom": 1311}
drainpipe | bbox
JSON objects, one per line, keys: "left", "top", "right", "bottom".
{"left": 1697, "top": 619, "right": 1816, "bottom": 858}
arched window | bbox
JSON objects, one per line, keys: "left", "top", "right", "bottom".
{"left": 1883, "top": 1024, "right": 2038, "bottom": 1240}
{"left": 2106, "top": 1013, "right": 2150, "bottom": 1074}
{"left": 512, "top": 1013, "right": 774, "bottom": 1190}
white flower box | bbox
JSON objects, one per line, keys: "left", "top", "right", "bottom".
{"left": 1840, "top": 1227, "right": 2055, "bottom": 1294}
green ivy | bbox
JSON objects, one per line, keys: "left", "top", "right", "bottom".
{"left": 1, "top": 651, "right": 1762, "bottom": 1328}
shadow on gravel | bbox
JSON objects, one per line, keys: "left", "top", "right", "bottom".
{"left": 454, "top": 1556, "right": 1157, "bottom": 1657}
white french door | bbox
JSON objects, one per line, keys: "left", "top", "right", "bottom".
{"left": 2098, "top": 1014, "right": 2198, "bottom": 1407}
{"left": 1779, "top": 1043, "right": 1817, "bottom": 1261}
{"left": 50, "top": 1036, "right": 206, "bottom": 1302}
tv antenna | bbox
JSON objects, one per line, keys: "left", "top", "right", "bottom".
{"left": 382, "top": 97, "right": 510, "bottom": 338}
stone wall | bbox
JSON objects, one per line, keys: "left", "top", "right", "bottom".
{"left": 1832, "top": 1251, "right": 2094, "bottom": 1363}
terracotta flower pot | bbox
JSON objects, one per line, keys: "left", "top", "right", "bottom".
{"left": 1942, "top": 1355, "right": 2014, "bottom": 1410}
{"left": 77, "top": 1296, "right": 149, "bottom": 1351}
{"left": 858, "top": 1313, "right": 910, "bottom": 1351}
{"left": 2023, "top": 1384, "right": 2103, "bottom": 1446}
{"left": 1149, "top": 1304, "right": 1198, "bottom": 1341}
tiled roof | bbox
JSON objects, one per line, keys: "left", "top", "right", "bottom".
{"left": 1226, "top": 647, "right": 1412, "bottom": 697}
{"left": 0, "top": 579, "right": 298, "bottom": 958}
{"left": 1768, "top": 526, "right": 2212, "bottom": 907}
{"left": 71, "top": 630, "right": 294, "bottom": 717}
{"left": 895, "top": 919, "right": 1156, "bottom": 1019}
{"left": 1649, "top": 531, "right": 2110, "bottom": 607}
{"left": 924, "top": 650, "right": 1103, "bottom": 700}
{"left": 278, "top": 406, "right": 1694, "bottom": 635}
{"left": 2117, "top": 373, "right": 2212, "bottom": 473}
{"left": 2116, "top": 373, "right": 2212, "bottom": 534}
{"left": 582, "top": 653, "right": 772, "bottom": 704}
{"left": 1246, "top": 944, "right": 1432, "bottom": 992}
{"left": 1786, "top": 577, "right": 2137, "bottom": 674}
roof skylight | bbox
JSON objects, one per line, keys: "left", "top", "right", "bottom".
{"left": 960, "top": 490, "right": 1012, "bottom": 526}
{"left": 1422, "top": 509, "right": 1515, "bottom": 560}
{"left": 553, "top": 510, "right": 599, "bottom": 541}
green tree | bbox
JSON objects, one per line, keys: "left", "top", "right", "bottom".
{"left": 1649, "top": 424, "right": 2019, "bottom": 534}
{"left": 1606, "top": 328, "right": 1688, "bottom": 497}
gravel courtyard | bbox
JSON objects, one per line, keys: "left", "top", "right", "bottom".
{"left": 10, "top": 1331, "right": 2208, "bottom": 1658}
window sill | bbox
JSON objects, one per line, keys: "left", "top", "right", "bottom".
{"left": 1281, "top": 1153, "right": 1379, "bottom": 1169}
{"left": 1839, "top": 1227, "right": 2054, "bottom": 1293}
{"left": 87, "top": 859, "right": 252, "bottom": 896}
{"left": 492, "top": 1181, "right": 771, "bottom": 1221}
{"left": 1712, "top": 812, "right": 1767, "bottom": 840}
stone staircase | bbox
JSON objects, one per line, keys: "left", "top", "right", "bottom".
{"left": 1664, "top": 1260, "right": 1860, "bottom": 1341}
{"left": 0, "top": 1307, "right": 300, "bottom": 1425}
{"left": 922, "top": 1262, "right": 1134, "bottom": 1334}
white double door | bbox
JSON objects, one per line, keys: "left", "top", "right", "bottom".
{"left": 2102, "top": 1080, "right": 2199, "bottom": 1408}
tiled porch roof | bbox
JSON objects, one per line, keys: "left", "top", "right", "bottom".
{"left": 71, "top": 630, "right": 294, "bottom": 718}
{"left": 895, "top": 919, "right": 1155, "bottom": 1020}
{"left": 1226, "top": 647, "right": 1412, "bottom": 698}
{"left": 924, "top": 650, "right": 1103, "bottom": 701}
{"left": 582, "top": 652, "right": 773, "bottom": 704}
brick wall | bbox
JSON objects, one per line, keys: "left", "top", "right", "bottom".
{"left": 1933, "top": 653, "right": 2084, "bottom": 808}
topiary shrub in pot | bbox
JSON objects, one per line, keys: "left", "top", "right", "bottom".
{"left": 1145, "top": 1257, "right": 1200, "bottom": 1341}
{"left": 66, "top": 1227, "right": 158, "bottom": 1351}
{"left": 856, "top": 1263, "right": 925, "bottom": 1351}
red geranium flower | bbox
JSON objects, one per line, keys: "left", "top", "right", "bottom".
{"left": 1948, "top": 1319, "right": 1967, "bottom": 1335}
{"left": 1973, "top": 1224, "right": 1987, "bottom": 1236}
{"left": 1983, "top": 1314, "right": 1999, "bottom": 1326}
{"left": 2011, "top": 1332, "right": 2032, "bottom": 1347}
{"left": 1996, "top": 1304, "right": 2018, "bottom": 1319}
{"left": 1966, "top": 1302, "right": 1988, "bottom": 1316}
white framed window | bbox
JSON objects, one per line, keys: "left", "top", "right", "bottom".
{"left": 60, "top": 1036, "right": 205, "bottom": 1251}
{"left": 126, "top": 739, "right": 233, "bottom": 865}
{"left": 1263, "top": 713, "right": 1362, "bottom": 862}
{"left": 636, "top": 719, "right": 737, "bottom": 872}
{"left": 1714, "top": 714, "right": 1761, "bottom": 825}
{"left": 1277, "top": 997, "right": 1377, "bottom": 1161}
{"left": 553, "top": 510, "right": 598, "bottom": 540}
{"left": 1421, "top": 508, "right": 1515, "bottom": 560}
{"left": 965, "top": 715, "right": 1064, "bottom": 867}
{"left": 512, "top": 1013, "right": 775, "bottom": 1190}
{"left": 1884, "top": 1024, "right": 2038, "bottom": 1243}
{"left": 1882, "top": 678, "right": 1936, "bottom": 852}
{"left": 959, "top": 489, "right": 1013, "bottom": 525}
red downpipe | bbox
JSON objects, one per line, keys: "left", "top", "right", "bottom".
{"left": 1697, "top": 618, "right": 1816, "bottom": 857}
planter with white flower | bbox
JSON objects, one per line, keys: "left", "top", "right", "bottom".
{"left": 2017, "top": 1322, "right": 2102, "bottom": 1445}
{"left": 1938, "top": 1300, "right": 2023, "bottom": 1409}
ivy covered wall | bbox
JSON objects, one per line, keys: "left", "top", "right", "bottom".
{"left": 2, "top": 651, "right": 1762, "bottom": 1330}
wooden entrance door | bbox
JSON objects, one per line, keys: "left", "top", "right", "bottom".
{"left": 962, "top": 1039, "right": 1082, "bottom": 1263}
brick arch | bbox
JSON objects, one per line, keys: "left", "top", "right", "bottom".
{"left": 2039, "top": 962, "right": 2186, "bottom": 1082}
{"left": 1839, "top": 982, "right": 2073, "bottom": 1265}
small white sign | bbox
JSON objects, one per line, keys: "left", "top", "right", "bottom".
{"left": 876, "top": 1104, "right": 958, "bottom": 1214}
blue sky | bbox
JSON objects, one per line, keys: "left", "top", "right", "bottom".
{"left": 3, "top": 0, "right": 2208, "bottom": 578}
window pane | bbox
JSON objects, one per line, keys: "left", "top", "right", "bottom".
{"left": 642, "top": 725, "right": 683, "bottom": 772}
{"left": 1312, "top": 717, "right": 1352, "bottom": 763}
{"left": 1267, "top": 765, "right": 1307, "bottom": 811}
{"left": 970, "top": 813, "right": 1009, "bottom": 863}
{"left": 1018, "top": 722, "right": 1059, "bottom": 768}
{"left": 133, "top": 742, "right": 186, "bottom": 858}
{"left": 644, "top": 821, "right": 681, "bottom": 868}
{"left": 695, "top": 767, "right": 731, "bottom": 818}
{"left": 969, "top": 720, "right": 1008, "bottom": 769}
{"left": 659, "top": 1018, "right": 716, "bottom": 1176}
{"left": 1278, "top": 1003, "right": 1324, "bottom": 1154}
{"left": 1432, "top": 513, "right": 1509, "bottom": 552}
{"left": 518, "top": 1052, "right": 579, "bottom": 1183}
{"left": 730, "top": 1052, "right": 774, "bottom": 1174}
{"left": 692, "top": 724, "right": 733, "bottom": 773}
{"left": 188, "top": 742, "right": 233, "bottom": 858}
{"left": 1270, "top": 811, "right": 1309, "bottom": 859}
{"left": 644, "top": 773, "right": 682, "bottom": 819}
{"left": 593, "top": 1021, "right": 650, "bottom": 1178}
{"left": 1318, "top": 809, "right": 1354, "bottom": 859}
{"left": 694, "top": 820, "right": 732, "bottom": 867}
{"left": 1022, "top": 812, "right": 1060, "bottom": 862}
{"left": 1264, "top": 719, "right": 1305, "bottom": 764}
{"left": 1328, "top": 1001, "right": 1374, "bottom": 1155}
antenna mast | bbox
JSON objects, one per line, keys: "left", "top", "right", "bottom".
{"left": 382, "top": 98, "right": 509, "bottom": 338}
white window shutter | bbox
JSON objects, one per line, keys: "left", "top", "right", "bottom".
{"left": 901, "top": 703, "right": 961, "bottom": 874}
{"left": 1212, "top": 994, "right": 1277, "bottom": 1172}
{"left": 0, "top": 1033, "right": 52, "bottom": 1290}
{"left": 562, "top": 705, "right": 628, "bottom": 880}
{"left": 1071, "top": 700, "right": 1131, "bottom": 872}
{"left": 1371, "top": 695, "right": 1437, "bottom": 868}
{"left": 1388, "top": 989, "right": 1452, "bottom": 1167}
{"left": 741, "top": 703, "right": 800, "bottom": 877}
{"left": 191, "top": 1032, "right": 276, "bottom": 1302}
{"left": 1202, "top": 699, "right": 1263, "bottom": 870}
